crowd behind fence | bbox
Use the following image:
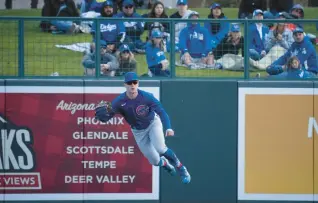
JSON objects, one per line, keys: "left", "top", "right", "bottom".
{"left": 0, "top": 17, "right": 317, "bottom": 80}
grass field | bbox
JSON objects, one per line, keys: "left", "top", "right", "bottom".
{"left": 0, "top": 7, "right": 317, "bottom": 78}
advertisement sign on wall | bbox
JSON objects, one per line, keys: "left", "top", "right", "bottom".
{"left": 238, "top": 87, "right": 318, "bottom": 201}
{"left": 0, "top": 86, "right": 159, "bottom": 201}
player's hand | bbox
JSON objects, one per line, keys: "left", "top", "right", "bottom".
{"left": 165, "top": 129, "right": 174, "bottom": 136}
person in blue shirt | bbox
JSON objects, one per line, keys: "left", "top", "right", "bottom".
{"left": 145, "top": 30, "right": 170, "bottom": 77}
{"left": 94, "top": 72, "right": 191, "bottom": 184}
{"left": 179, "top": 11, "right": 214, "bottom": 69}
{"left": 204, "top": 3, "right": 229, "bottom": 50}
{"left": 267, "top": 27, "right": 318, "bottom": 76}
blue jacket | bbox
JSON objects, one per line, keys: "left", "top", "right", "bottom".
{"left": 270, "top": 38, "right": 318, "bottom": 74}
{"left": 80, "top": 0, "right": 106, "bottom": 13}
{"left": 145, "top": 42, "right": 166, "bottom": 67}
{"left": 204, "top": 13, "right": 229, "bottom": 49}
{"left": 268, "top": 66, "right": 315, "bottom": 79}
{"left": 91, "top": 18, "right": 125, "bottom": 44}
{"left": 115, "top": 12, "right": 144, "bottom": 41}
{"left": 249, "top": 24, "right": 269, "bottom": 54}
{"left": 179, "top": 23, "right": 212, "bottom": 58}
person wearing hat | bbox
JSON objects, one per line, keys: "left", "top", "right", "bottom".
{"left": 116, "top": 44, "right": 137, "bottom": 76}
{"left": 115, "top": 0, "right": 146, "bottom": 53}
{"left": 82, "top": 40, "right": 119, "bottom": 76}
{"left": 248, "top": 9, "right": 269, "bottom": 61}
{"left": 145, "top": 30, "right": 170, "bottom": 77}
{"left": 267, "top": 27, "right": 318, "bottom": 76}
{"left": 179, "top": 11, "right": 214, "bottom": 69}
{"left": 169, "top": 0, "right": 194, "bottom": 51}
{"left": 238, "top": 0, "right": 267, "bottom": 19}
{"left": 90, "top": 0, "right": 126, "bottom": 49}
{"left": 94, "top": 72, "right": 191, "bottom": 184}
{"left": 204, "top": 3, "right": 229, "bottom": 50}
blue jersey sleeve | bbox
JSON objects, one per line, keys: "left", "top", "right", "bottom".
{"left": 147, "top": 93, "right": 172, "bottom": 131}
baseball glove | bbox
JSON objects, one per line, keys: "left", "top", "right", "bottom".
{"left": 95, "top": 100, "right": 112, "bottom": 122}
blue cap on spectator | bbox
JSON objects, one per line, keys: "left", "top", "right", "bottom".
{"left": 231, "top": 24, "right": 240, "bottom": 32}
{"left": 123, "top": 0, "right": 134, "bottom": 7}
{"left": 103, "top": 0, "right": 113, "bottom": 7}
{"left": 119, "top": 44, "right": 130, "bottom": 52}
{"left": 293, "top": 27, "right": 304, "bottom": 34}
{"left": 263, "top": 11, "right": 274, "bottom": 19}
{"left": 100, "top": 40, "right": 107, "bottom": 48}
{"left": 151, "top": 30, "right": 163, "bottom": 38}
{"left": 291, "top": 4, "right": 304, "bottom": 12}
{"left": 189, "top": 11, "right": 199, "bottom": 18}
{"left": 177, "top": 0, "right": 187, "bottom": 5}
{"left": 210, "top": 3, "right": 221, "bottom": 9}
{"left": 124, "top": 72, "right": 138, "bottom": 83}
{"left": 253, "top": 9, "right": 264, "bottom": 16}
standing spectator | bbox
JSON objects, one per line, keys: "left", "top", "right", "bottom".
{"left": 238, "top": 0, "right": 267, "bottom": 19}
{"left": 249, "top": 9, "right": 269, "bottom": 61}
{"left": 169, "top": 0, "right": 194, "bottom": 51}
{"left": 40, "top": 0, "right": 81, "bottom": 34}
{"left": 266, "top": 28, "right": 318, "bottom": 76}
{"left": 82, "top": 40, "right": 119, "bottom": 76}
{"left": 179, "top": 12, "right": 214, "bottom": 69}
{"left": 116, "top": 44, "right": 137, "bottom": 76}
{"left": 145, "top": 30, "right": 170, "bottom": 77}
{"left": 5, "top": 0, "right": 12, "bottom": 9}
{"left": 115, "top": 0, "right": 146, "bottom": 53}
{"left": 204, "top": 3, "right": 229, "bottom": 50}
{"left": 31, "top": 0, "right": 38, "bottom": 9}
{"left": 269, "top": 0, "right": 293, "bottom": 16}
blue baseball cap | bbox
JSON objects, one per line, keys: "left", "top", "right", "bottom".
{"left": 210, "top": 3, "right": 221, "bottom": 9}
{"left": 103, "top": 0, "right": 113, "bottom": 7}
{"left": 189, "top": 11, "right": 199, "bottom": 18}
{"left": 123, "top": 0, "right": 134, "bottom": 7}
{"left": 231, "top": 23, "right": 240, "bottom": 32}
{"left": 253, "top": 9, "right": 263, "bottom": 16}
{"left": 151, "top": 30, "right": 163, "bottom": 38}
{"left": 177, "top": 0, "right": 187, "bottom": 5}
{"left": 119, "top": 44, "right": 130, "bottom": 52}
{"left": 293, "top": 27, "right": 304, "bottom": 34}
{"left": 124, "top": 72, "right": 138, "bottom": 83}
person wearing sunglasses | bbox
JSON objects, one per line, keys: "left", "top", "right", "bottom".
{"left": 94, "top": 72, "right": 191, "bottom": 184}
{"left": 115, "top": 44, "right": 137, "bottom": 76}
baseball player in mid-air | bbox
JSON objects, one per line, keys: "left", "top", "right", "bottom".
{"left": 94, "top": 72, "right": 191, "bottom": 184}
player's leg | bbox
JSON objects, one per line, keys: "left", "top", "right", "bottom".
{"left": 149, "top": 116, "right": 191, "bottom": 183}
{"left": 132, "top": 129, "right": 174, "bottom": 172}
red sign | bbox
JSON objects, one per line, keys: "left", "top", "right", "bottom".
{"left": 0, "top": 86, "right": 159, "bottom": 201}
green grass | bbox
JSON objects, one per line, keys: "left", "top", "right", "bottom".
{"left": 0, "top": 8, "right": 317, "bottom": 78}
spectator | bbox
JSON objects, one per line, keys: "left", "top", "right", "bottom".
{"left": 169, "top": 0, "right": 194, "bottom": 51}
{"left": 82, "top": 40, "right": 119, "bottom": 76}
{"left": 115, "top": 0, "right": 146, "bottom": 53}
{"left": 266, "top": 28, "right": 318, "bottom": 76}
{"left": 267, "top": 56, "right": 314, "bottom": 79}
{"left": 31, "top": 0, "right": 38, "bottom": 9}
{"left": 214, "top": 23, "right": 244, "bottom": 60}
{"left": 145, "top": 30, "right": 170, "bottom": 77}
{"left": 204, "top": 3, "right": 229, "bottom": 50}
{"left": 265, "top": 21, "right": 294, "bottom": 51}
{"left": 5, "top": 0, "right": 12, "bottom": 9}
{"left": 249, "top": 9, "right": 269, "bottom": 61}
{"left": 269, "top": 0, "right": 293, "bottom": 16}
{"left": 116, "top": 44, "right": 137, "bottom": 76}
{"left": 91, "top": 1, "right": 125, "bottom": 48}
{"left": 179, "top": 12, "right": 214, "bottom": 69}
{"left": 143, "top": 1, "right": 170, "bottom": 41}
{"left": 40, "top": 0, "right": 81, "bottom": 34}
{"left": 238, "top": 0, "right": 267, "bottom": 19}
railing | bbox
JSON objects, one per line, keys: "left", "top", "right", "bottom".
{"left": 0, "top": 16, "right": 317, "bottom": 80}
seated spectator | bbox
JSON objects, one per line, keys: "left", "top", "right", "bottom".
{"left": 145, "top": 30, "right": 170, "bottom": 77}
{"left": 169, "top": 0, "right": 194, "bottom": 51}
{"left": 80, "top": 0, "right": 109, "bottom": 14}
{"left": 267, "top": 56, "right": 314, "bottom": 79}
{"left": 238, "top": 0, "right": 267, "bottom": 19}
{"left": 249, "top": 9, "right": 269, "bottom": 61}
{"left": 269, "top": 0, "right": 293, "bottom": 16}
{"left": 115, "top": 0, "right": 146, "bottom": 53}
{"left": 82, "top": 40, "right": 119, "bottom": 76}
{"left": 142, "top": 1, "right": 170, "bottom": 41}
{"left": 266, "top": 28, "right": 318, "bottom": 76}
{"left": 40, "top": 0, "right": 81, "bottom": 33}
{"left": 179, "top": 12, "right": 214, "bottom": 69}
{"left": 265, "top": 21, "right": 294, "bottom": 51}
{"left": 115, "top": 44, "right": 137, "bottom": 76}
{"left": 91, "top": 1, "right": 126, "bottom": 48}
{"left": 204, "top": 3, "right": 229, "bottom": 50}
